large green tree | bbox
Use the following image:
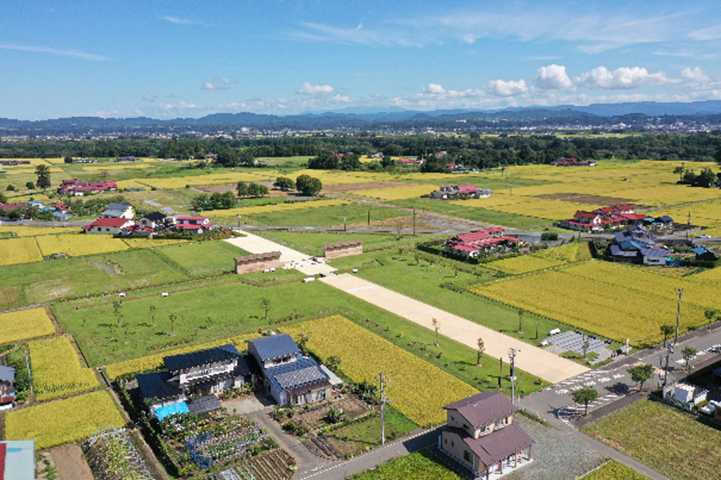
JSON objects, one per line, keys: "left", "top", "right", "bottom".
{"left": 35, "top": 164, "right": 51, "bottom": 189}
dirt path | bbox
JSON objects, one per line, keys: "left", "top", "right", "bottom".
{"left": 48, "top": 444, "right": 94, "bottom": 480}
{"left": 321, "top": 273, "right": 589, "bottom": 383}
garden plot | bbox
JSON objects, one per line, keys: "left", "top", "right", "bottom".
{"left": 83, "top": 429, "right": 155, "bottom": 480}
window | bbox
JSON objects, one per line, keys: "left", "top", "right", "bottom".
{"left": 463, "top": 450, "right": 471, "bottom": 463}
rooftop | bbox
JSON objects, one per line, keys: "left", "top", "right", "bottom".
{"left": 136, "top": 371, "right": 182, "bottom": 401}
{"left": 249, "top": 334, "right": 301, "bottom": 363}
{"left": 445, "top": 392, "right": 514, "bottom": 429}
{"left": 459, "top": 423, "right": 533, "bottom": 467}
{"left": 0, "top": 366, "right": 15, "bottom": 383}
{"left": 163, "top": 344, "right": 240, "bottom": 372}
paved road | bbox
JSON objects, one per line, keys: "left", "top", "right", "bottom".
{"left": 321, "top": 273, "right": 588, "bottom": 383}
{"left": 522, "top": 322, "right": 721, "bottom": 423}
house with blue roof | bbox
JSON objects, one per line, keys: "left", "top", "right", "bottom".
{"left": 608, "top": 228, "right": 671, "bottom": 266}
{"left": 248, "top": 334, "right": 331, "bottom": 406}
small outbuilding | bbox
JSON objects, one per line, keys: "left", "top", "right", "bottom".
{"left": 235, "top": 251, "right": 282, "bottom": 274}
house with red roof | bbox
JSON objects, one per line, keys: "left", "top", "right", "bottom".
{"left": 167, "top": 215, "right": 213, "bottom": 234}
{"left": 559, "top": 204, "right": 645, "bottom": 232}
{"left": 445, "top": 227, "right": 522, "bottom": 259}
{"left": 84, "top": 216, "right": 135, "bottom": 234}
{"left": 58, "top": 178, "right": 118, "bottom": 196}
{"left": 430, "top": 184, "right": 492, "bottom": 200}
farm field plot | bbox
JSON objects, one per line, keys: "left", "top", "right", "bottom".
{"left": 36, "top": 234, "right": 130, "bottom": 257}
{"left": 351, "top": 450, "right": 460, "bottom": 480}
{"left": 121, "top": 187, "right": 198, "bottom": 211}
{"left": 154, "top": 240, "right": 246, "bottom": 276}
{"left": 3, "top": 390, "right": 126, "bottom": 450}
{"left": 609, "top": 184, "right": 721, "bottom": 206}
{"left": 0, "top": 307, "right": 55, "bottom": 344}
{"left": 0, "top": 237, "right": 43, "bottom": 265}
{"left": 256, "top": 155, "right": 312, "bottom": 167}
{"left": 533, "top": 241, "right": 593, "bottom": 263}
{"left": 104, "top": 332, "right": 257, "bottom": 379}
{"left": 0, "top": 249, "right": 188, "bottom": 309}
{"left": 261, "top": 231, "right": 428, "bottom": 257}
{"left": 132, "top": 170, "right": 276, "bottom": 189}
{"left": 121, "top": 238, "right": 187, "bottom": 249}
{"left": 485, "top": 254, "right": 564, "bottom": 274}
{"left": 0, "top": 225, "right": 79, "bottom": 237}
{"left": 29, "top": 336, "right": 101, "bottom": 401}
{"left": 353, "top": 184, "right": 436, "bottom": 200}
{"left": 205, "top": 198, "right": 347, "bottom": 217}
{"left": 583, "top": 400, "right": 721, "bottom": 480}
{"left": 282, "top": 315, "right": 477, "bottom": 426}
{"left": 580, "top": 460, "right": 648, "bottom": 480}
{"left": 244, "top": 203, "right": 409, "bottom": 227}
{"left": 653, "top": 199, "right": 721, "bottom": 227}
{"left": 481, "top": 197, "right": 602, "bottom": 221}
{"left": 473, "top": 262, "right": 708, "bottom": 345}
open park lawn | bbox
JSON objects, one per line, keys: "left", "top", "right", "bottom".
{"left": 154, "top": 240, "right": 246, "bottom": 276}
{"left": 335, "top": 250, "right": 567, "bottom": 345}
{"left": 244, "top": 203, "right": 409, "bottom": 227}
{"left": 0, "top": 248, "right": 188, "bottom": 309}
{"left": 3, "top": 391, "right": 126, "bottom": 450}
{"left": 583, "top": 400, "right": 721, "bottom": 480}
{"left": 352, "top": 450, "right": 460, "bottom": 480}
{"left": 580, "top": 460, "right": 648, "bottom": 480}
{"left": 473, "top": 260, "right": 713, "bottom": 346}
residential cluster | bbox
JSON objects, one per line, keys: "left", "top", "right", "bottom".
{"left": 429, "top": 184, "right": 492, "bottom": 200}
{"left": 444, "top": 227, "right": 525, "bottom": 259}
{"left": 0, "top": 199, "right": 71, "bottom": 221}
{"left": 83, "top": 202, "right": 214, "bottom": 236}
{"left": 57, "top": 178, "right": 118, "bottom": 196}
{"left": 559, "top": 203, "right": 648, "bottom": 232}
{"left": 607, "top": 225, "right": 718, "bottom": 266}
{"left": 551, "top": 156, "right": 597, "bottom": 167}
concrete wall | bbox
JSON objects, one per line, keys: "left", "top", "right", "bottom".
{"left": 235, "top": 258, "right": 282, "bottom": 275}
{"left": 324, "top": 243, "right": 363, "bottom": 259}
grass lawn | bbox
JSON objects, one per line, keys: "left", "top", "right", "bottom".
{"left": 258, "top": 231, "right": 433, "bottom": 257}
{"left": 580, "top": 460, "right": 648, "bottom": 480}
{"left": 351, "top": 449, "right": 460, "bottom": 480}
{"left": 393, "top": 198, "right": 555, "bottom": 231}
{"left": 244, "top": 203, "right": 409, "bottom": 227}
{"left": 154, "top": 240, "right": 247, "bottom": 276}
{"left": 0, "top": 248, "right": 188, "bottom": 310}
{"left": 583, "top": 400, "right": 721, "bottom": 480}
{"left": 333, "top": 250, "right": 568, "bottom": 347}
{"left": 327, "top": 406, "right": 417, "bottom": 447}
{"left": 53, "top": 276, "right": 545, "bottom": 396}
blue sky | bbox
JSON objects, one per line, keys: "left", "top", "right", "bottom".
{"left": 2, "top": 0, "right": 721, "bottom": 119}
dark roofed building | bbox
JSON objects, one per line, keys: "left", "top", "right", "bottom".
{"left": 164, "top": 344, "right": 240, "bottom": 373}
{"left": 439, "top": 392, "right": 533, "bottom": 479}
{"left": 136, "top": 371, "right": 183, "bottom": 403}
{"left": 249, "top": 334, "right": 331, "bottom": 406}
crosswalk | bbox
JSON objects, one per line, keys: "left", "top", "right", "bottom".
{"left": 546, "top": 368, "right": 633, "bottom": 423}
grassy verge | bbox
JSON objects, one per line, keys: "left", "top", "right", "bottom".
{"left": 351, "top": 449, "right": 460, "bottom": 480}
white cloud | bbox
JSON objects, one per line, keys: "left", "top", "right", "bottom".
{"left": 689, "top": 24, "right": 721, "bottom": 41}
{"left": 202, "top": 78, "right": 232, "bottom": 91}
{"left": 161, "top": 16, "right": 202, "bottom": 26}
{"left": 0, "top": 43, "right": 108, "bottom": 61}
{"left": 331, "top": 94, "right": 352, "bottom": 103}
{"left": 536, "top": 64, "right": 574, "bottom": 90}
{"left": 488, "top": 79, "right": 528, "bottom": 97}
{"left": 423, "top": 83, "right": 446, "bottom": 94}
{"left": 681, "top": 66, "right": 710, "bottom": 83}
{"left": 292, "top": 22, "right": 422, "bottom": 47}
{"left": 577, "top": 66, "right": 671, "bottom": 89}
{"left": 299, "top": 82, "right": 335, "bottom": 95}
{"left": 462, "top": 33, "right": 479, "bottom": 45}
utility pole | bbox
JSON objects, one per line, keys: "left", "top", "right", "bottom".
{"left": 662, "top": 342, "right": 674, "bottom": 387}
{"left": 412, "top": 208, "right": 416, "bottom": 236}
{"left": 367, "top": 209, "right": 371, "bottom": 226}
{"left": 379, "top": 372, "right": 387, "bottom": 446}
{"left": 674, "top": 288, "right": 683, "bottom": 346}
{"left": 508, "top": 348, "right": 519, "bottom": 409}
{"left": 343, "top": 216, "right": 347, "bottom": 232}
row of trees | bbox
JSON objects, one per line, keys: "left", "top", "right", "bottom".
{"left": 676, "top": 166, "right": 721, "bottom": 188}
{"left": 3, "top": 133, "right": 721, "bottom": 169}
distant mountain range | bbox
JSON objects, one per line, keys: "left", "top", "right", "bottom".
{"left": 3, "top": 100, "right": 721, "bottom": 134}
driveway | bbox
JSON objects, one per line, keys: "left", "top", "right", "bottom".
{"left": 225, "top": 230, "right": 337, "bottom": 276}
{"left": 320, "top": 274, "right": 588, "bottom": 384}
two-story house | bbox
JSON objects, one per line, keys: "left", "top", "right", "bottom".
{"left": 248, "top": 334, "right": 331, "bottom": 406}
{"left": 439, "top": 392, "right": 533, "bottom": 479}
{"left": 102, "top": 202, "right": 135, "bottom": 219}
{"left": 135, "top": 344, "right": 251, "bottom": 421}
{"left": 0, "top": 366, "right": 16, "bottom": 411}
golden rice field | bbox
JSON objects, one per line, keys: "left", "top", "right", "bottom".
{"left": 486, "top": 255, "right": 564, "bottom": 274}
{"left": 534, "top": 241, "right": 593, "bottom": 263}
{"left": 354, "top": 184, "right": 436, "bottom": 200}
{"left": 35, "top": 233, "right": 130, "bottom": 257}
{"left": 29, "top": 336, "right": 101, "bottom": 401}
{"left": 687, "top": 266, "right": 721, "bottom": 282}
{"left": 204, "top": 198, "right": 348, "bottom": 217}
{"left": 653, "top": 199, "right": 721, "bottom": 227}
{"left": 0, "top": 237, "right": 43, "bottom": 265}
{"left": 3, "top": 390, "right": 126, "bottom": 449}
{"left": 104, "top": 332, "right": 258, "bottom": 379}
{"left": 121, "top": 238, "right": 188, "bottom": 249}
{"left": 0, "top": 225, "right": 79, "bottom": 237}
{"left": 484, "top": 197, "right": 598, "bottom": 220}
{"left": 0, "top": 307, "right": 55, "bottom": 344}
{"left": 132, "top": 170, "right": 275, "bottom": 189}
{"left": 282, "top": 316, "right": 477, "bottom": 426}
{"left": 580, "top": 461, "right": 649, "bottom": 480}
{"left": 472, "top": 262, "right": 709, "bottom": 345}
